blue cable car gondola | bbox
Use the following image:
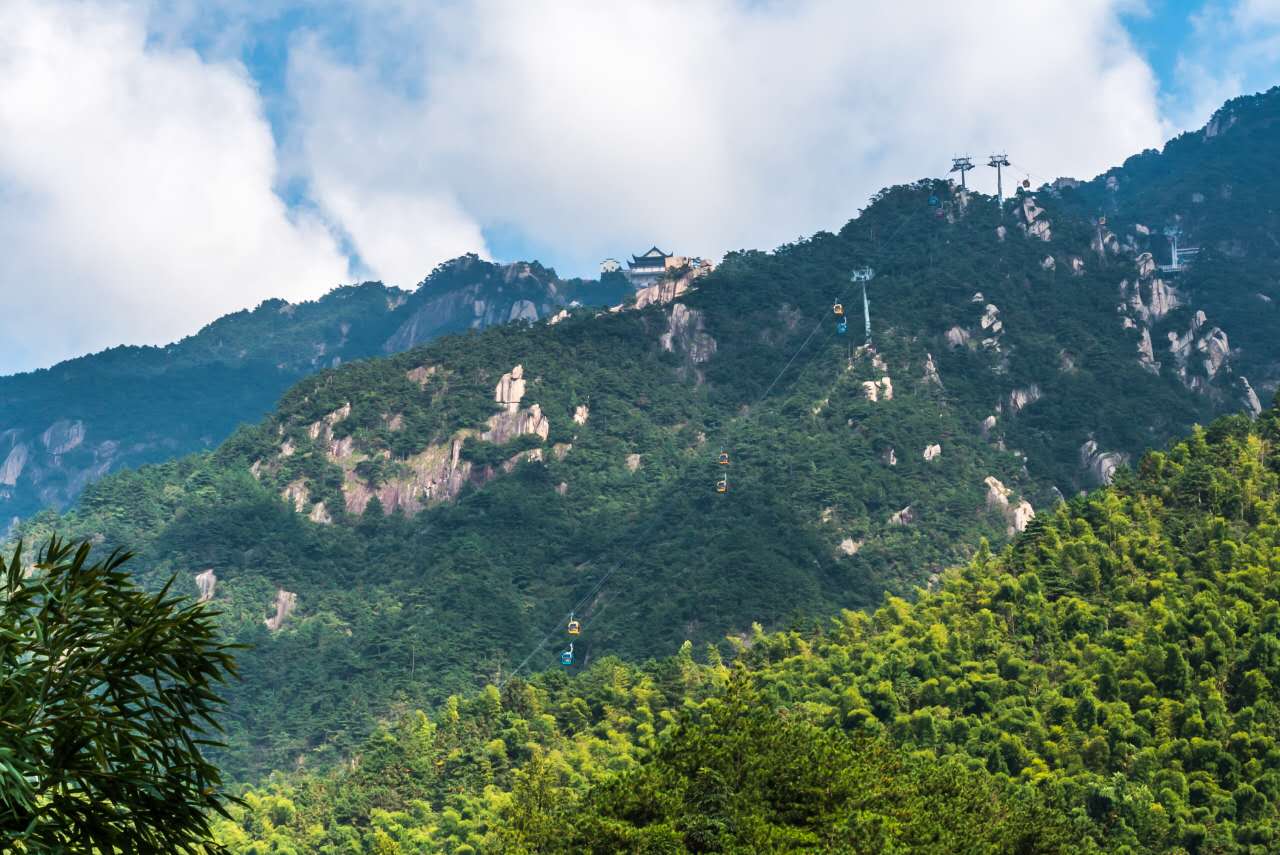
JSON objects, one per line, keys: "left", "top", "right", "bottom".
{"left": 836, "top": 318, "right": 848, "bottom": 335}
{"left": 560, "top": 643, "right": 574, "bottom": 666}
{"left": 928, "top": 194, "right": 940, "bottom": 207}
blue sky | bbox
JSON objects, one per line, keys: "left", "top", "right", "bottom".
{"left": 0, "top": 0, "right": 1277, "bottom": 374}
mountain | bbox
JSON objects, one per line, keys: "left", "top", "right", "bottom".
{"left": 214, "top": 402, "right": 1280, "bottom": 853}
{"left": 14, "top": 89, "right": 1280, "bottom": 782}
{"left": 0, "top": 256, "right": 629, "bottom": 526}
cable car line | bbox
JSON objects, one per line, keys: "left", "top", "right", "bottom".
{"left": 496, "top": 286, "right": 855, "bottom": 688}
{"left": 497, "top": 210, "right": 920, "bottom": 688}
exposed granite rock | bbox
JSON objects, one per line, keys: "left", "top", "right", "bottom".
{"left": 1008, "top": 385, "right": 1041, "bottom": 415}
{"left": 265, "top": 589, "right": 297, "bottom": 632}
{"left": 1240, "top": 377, "right": 1263, "bottom": 417}
{"left": 282, "top": 479, "right": 310, "bottom": 513}
{"left": 945, "top": 326, "right": 970, "bottom": 348}
{"left": 839, "top": 537, "right": 864, "bottom": 556}
{"left": 626, "top": 453, "right": 641, "bottom": 472}
{"left": 660, "top": 304, "right": 717, "bottom": 369}
{"left": 195, "top": 569, "right": 217, "bottom": 603}
{"left": 888, "top": 505, "right": 915, "bottom": 526}
{"left": 1, "top": 444, "right": 29, "bottom": 487}
{"left": 1080, "top": 439, "right": 1127, "bottom": 485}
{"left": 922, "top": 353, "right": 942, "bottom": 387}
{"left": 573, "top": 405, "right": 590, "bottom": 425}
{"left": 983, "top": 475, "right": 1035, "bottom": 536}
{"left": 41, "top": 419, "right": 85, "bottom": 455}
{"left": 923, "top": 444, "right": 942, "bottom": 462}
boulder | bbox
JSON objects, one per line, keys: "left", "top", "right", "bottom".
{"left": 923, "top": 444, "right": 942, "bottom": 462}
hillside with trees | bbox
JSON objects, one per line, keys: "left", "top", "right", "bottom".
{"left": 215, "top": 403, "right": 1280, "bottom": 853}
{"left": 0, "top": 256, "right": 627, "bottom": 525}
{"left": 11, "top": 90, "right": 1280, "bottom": 788}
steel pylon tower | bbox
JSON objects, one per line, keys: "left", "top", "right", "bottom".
{"left": 851, "top": 266, "right": 876, "bottom": 347}
{"left": 950, "top": 156, "right": 975, "bottom": 189}
{"left": 988, "top": 153, "right": 1010, "bottom": 207}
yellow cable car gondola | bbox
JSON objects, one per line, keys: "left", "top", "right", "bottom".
{"left": 832, "top": 301, "right": 844, "bottom": 317}
{"left": 716, "top": 478, "right": 728, "bottom": 493}
{"left": 718, "top": 451, "right": 730, "bottom": 465}
{"left": 567, "top": 613, "right": 581, "bottom": 636}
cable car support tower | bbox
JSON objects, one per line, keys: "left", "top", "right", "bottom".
{"left": 988, "top": 153, "right": 1010, "bottom": 210}
{"left": 950, "top": 156, "right": 975, "bottom": 189}
{"left": 852, "top": 266, "right": 876, "bottom": 354}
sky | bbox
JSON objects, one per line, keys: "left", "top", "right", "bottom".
{"left": 0, "top": 0, "right": 1277, "bottom": 375}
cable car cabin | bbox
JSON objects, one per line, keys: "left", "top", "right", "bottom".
{"left": 567, "top": 617, "right": 581, "bottom": 636}
{"left": 716, "top": 478, "right": 728, "bottom": 493}
{"left": 928, "top": 195, "right": 940, "bottom": 207}
{"left": 560, "top": 644, "right": 574, "bottom": 666}
{"left": 832, "top": 302, "right": 844, "bottom": 317}
{"left": 718, "top": 451, "right": 730, "bottom": 466}
{"left": 837, "top": 319, "right": 848, "bottom": 334}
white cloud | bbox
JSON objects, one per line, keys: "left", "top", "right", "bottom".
{"left": 0, "top": 0, "right": 1177, "bottom": 373}
{"left": 0, "top": 0, "right": 350, "bottom": 374}
{"left": 1172, "top": 0, "right": 1280, "bottom": 129}
{"left": 287, "top": 0, "right": 1167, "bottom": 277}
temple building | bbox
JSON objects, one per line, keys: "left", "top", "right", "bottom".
{"left": 626, "top": 246, "right": 671, "bottom": 287}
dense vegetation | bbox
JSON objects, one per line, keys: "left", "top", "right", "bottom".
{"left": 216, "top": 404, "right": 1280, "bottom": 853}
{"left": 1, "top": 538, "right": 236, "bottom": 852}
{"left": 12, "top": 89, "right": 1280, "bottom": 790}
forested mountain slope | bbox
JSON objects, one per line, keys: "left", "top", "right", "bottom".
{"left": 217, "top": 403, "right": 1280, "bottom": 853}
{"left": 0, "top": 256, "right": 626, "bottom": 525}
{"left": 14, "top": 90, "right": 1280, "bottom": 782}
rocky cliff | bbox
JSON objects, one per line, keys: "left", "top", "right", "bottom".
{"left": 0, "top": 256, "right": 626, "bottom": 524}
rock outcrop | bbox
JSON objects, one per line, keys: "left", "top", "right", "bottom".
{"left": 923, "top": 444, "right": 942, "bottom": 462}
{"left": 573, "top": 405, "right": 590, "bottom": 425}
{"left": 1080, "top": 440, "right": 1126, "bottom": 485}
{"left": 1240, "top": 377, "right": 1263, "bottom": 417}
{"left": 922, "top": 353, "right": 942, "bottom": 387}
{"left": 494, "top": 365, "right": 527, "bottom": 413}
{"left": 882, "top": 447, "right": 897, "bottom": 466}
{"left": 194, "top": 569, "right": 217, "bottom": 603}
{"left": 626, "top": 453, "right": 642, "bottom": 472}
{"left": 265, "top": 589, "right": 297, "bottom": 632}
{"left": 1138, "top": 328, "right": 1159, "bottom": 373}
{"left": 1007, "top": 385, "right": 1041, "bottom": 415}
{"left": 983, "top": 476, "right": 1035, "bottom": 536}
{"left": 839, "top": 537, "right": 863, "bottom": 556}
{"left": 282, "top": 480, "right": 310, "bottom": 513}
{"left": 41, "top": 419, "right": 86, "bottom": 455}
{"left": 660, "top": 304, "right": 717, "bottom": 376}
{"left": 889, "top": 505, "right": 915, "bottom": 526}
{"left": 862, "top": 376, "right": 894, "bottom": 402}
{"left": 0, "top": 443, "right": 28, "bottom": 488}
{"left": 945, "top": 326, "right": 970, "bottom": 348}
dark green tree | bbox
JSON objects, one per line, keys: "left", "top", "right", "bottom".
{"left": 0, "top": 537, "right": 238, "bottom": 852}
